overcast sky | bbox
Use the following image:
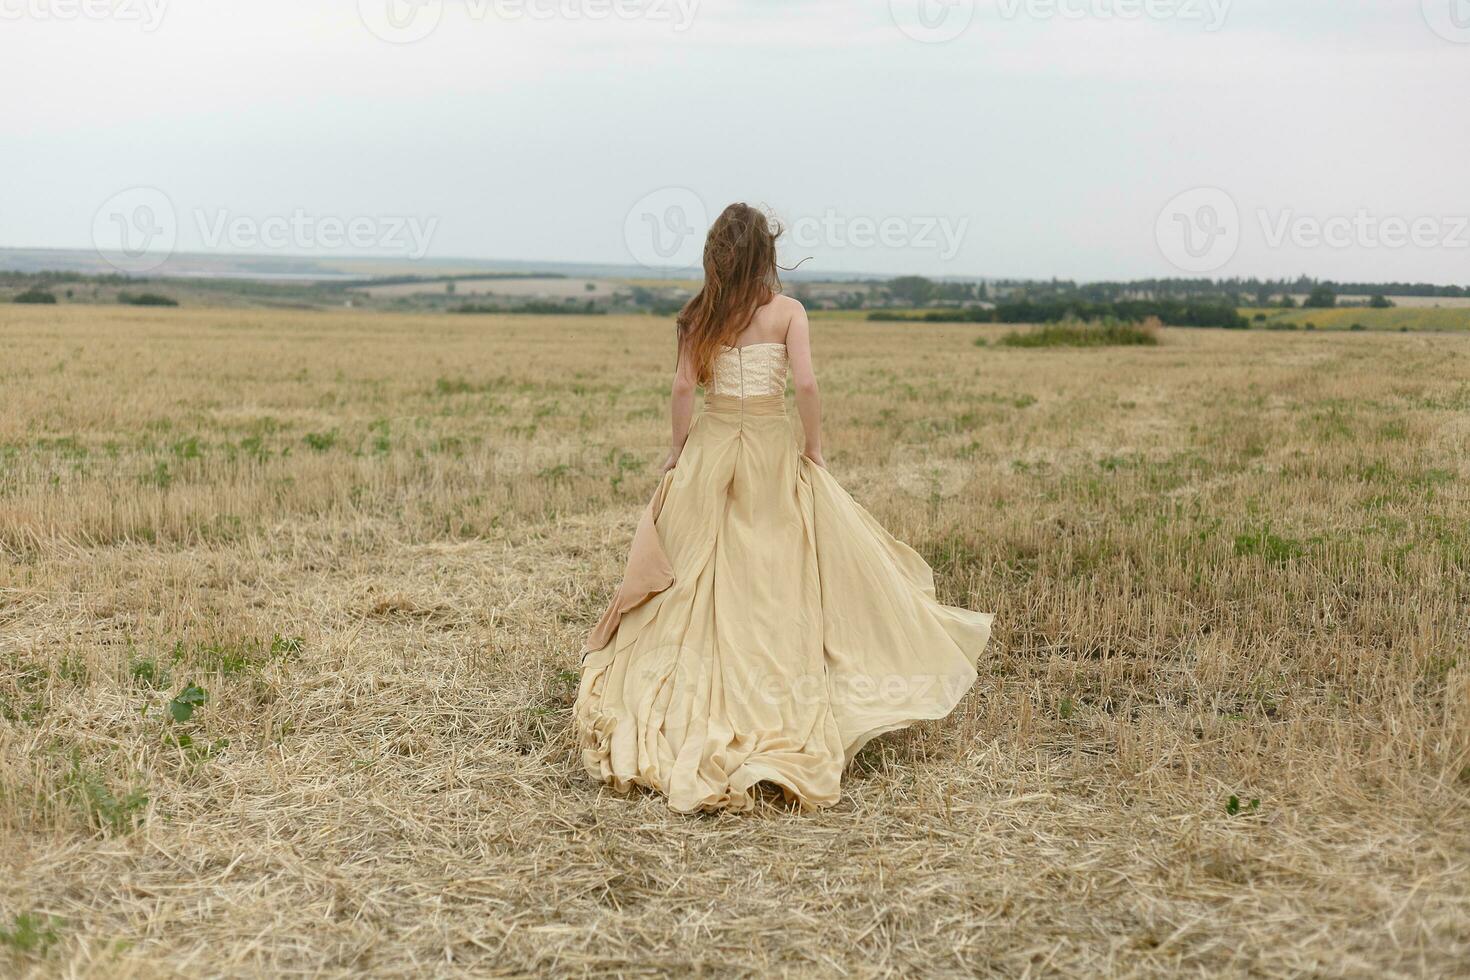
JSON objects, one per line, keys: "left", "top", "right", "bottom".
{"left": 3, "top": 0, "right": 1467, "bottom": 283}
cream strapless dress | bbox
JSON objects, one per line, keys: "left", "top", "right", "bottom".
{"left": 575, "top": 343, "right": 993, "bottom": 812}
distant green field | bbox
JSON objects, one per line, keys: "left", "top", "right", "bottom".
{"left": 808, "top": 307, "right": 900, "bottom": 321}
{"left": 1240, "top": 306, "right": 1470, "bottom": 332}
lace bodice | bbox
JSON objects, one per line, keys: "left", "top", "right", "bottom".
{"left": 708, "top": 343, "right": 788, "bottom": 398}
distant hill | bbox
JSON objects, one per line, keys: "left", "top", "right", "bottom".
{"left": 0, "top": 247, "right": 905, "bottom": 285}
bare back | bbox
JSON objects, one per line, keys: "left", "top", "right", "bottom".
{"left": 730, "top": 294, "right": 801, "bottom": 348}
{"left": 670, "top": 290, "right": 819, "bottom": 466}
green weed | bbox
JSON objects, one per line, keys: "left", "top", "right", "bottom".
{"left": 68, "top": 761, "right": 148, "bottom": 834}
{"left": 0, "top": 912, "right": 62, "bottom": 955}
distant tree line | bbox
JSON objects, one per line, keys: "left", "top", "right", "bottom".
{"left": 628, "top": 286, "right": 686, "bottom": 316}
{"left": 1008, "top": 276, "right": 1466, "bottom": 303}
{"left": 348, "top": 272, "right": 569, "bottom": 289}
{"left": 871, "top": 298, "right": 1246, "bottom": 329}
{"left": 1287, "top": 277, "right": 1466, "bottom": 299}
{"left": 884, "top": 276, "right": 987, "bottom": 306}
{"left": 453, "top": 300, "right": 603, "bottom": 315}
{"left": 0, "top": 270, "right": 128, "bottom": 286}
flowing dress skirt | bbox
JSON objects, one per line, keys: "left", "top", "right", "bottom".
{"left": 575, "top": 395, "right": 993, "bottom": 812}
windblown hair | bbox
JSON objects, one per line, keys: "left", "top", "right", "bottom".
{"left": 676, "top": 203, "right": 783, "bottom": 386}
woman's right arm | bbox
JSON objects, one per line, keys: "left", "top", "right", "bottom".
{"left": 786, "top": 302, "right": 825, "bottom": 468}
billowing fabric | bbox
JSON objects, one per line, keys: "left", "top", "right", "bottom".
{"left": 575, "top": 344, "right": 993, "bottom": 812}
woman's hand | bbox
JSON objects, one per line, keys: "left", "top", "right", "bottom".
{"left": 803, "top": 448, "right": 827, "bottom": 469}
{"left": 660, "top": 450, "right": 681, "bottom": 475}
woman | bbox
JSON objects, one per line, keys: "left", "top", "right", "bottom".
{"left": 575, "top": 203, "right": 993, "bottom": 812}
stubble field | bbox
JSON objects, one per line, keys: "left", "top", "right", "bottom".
{"left": 1, "top": 306, "right": 1467, "bottom": 977}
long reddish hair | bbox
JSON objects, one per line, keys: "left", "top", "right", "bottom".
{"left": 676, "top": 203, "right": 783, "bottom": 386}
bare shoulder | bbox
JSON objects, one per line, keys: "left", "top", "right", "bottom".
{"left": 775, "top": 294, "right": 808, "bottom": 338}
{"left": 780, "top": 296, "right": 813, "bottom": 358}
{"left": 775, "top": 293, "right": 807, "bottom": 318}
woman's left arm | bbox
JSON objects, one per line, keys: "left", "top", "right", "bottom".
{"left": 664, "top": 340, "right": 697, "bottom": 473}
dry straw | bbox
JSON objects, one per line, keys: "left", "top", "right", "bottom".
{"left": 1, "top": 306, "right": 1467, "bottom": 976}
